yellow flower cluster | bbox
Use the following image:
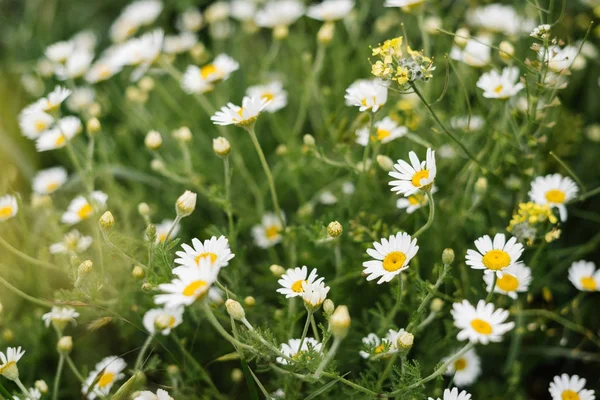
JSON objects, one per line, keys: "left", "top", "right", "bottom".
{"left": 507, "top": 202, "right": 559, "bottom": 245}
{"left": 371, "top": 37, "right": 434, "bottom": 86}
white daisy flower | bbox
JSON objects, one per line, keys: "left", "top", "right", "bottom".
{"left": 384, "top": 0, "right": 425, "bottom": 8}
{"left": 181, "top": 66, "right": 214, "bottom": 94}
{"left": 154, "top": 259, "right": 219, "bottom": 308}
{"left": 277, "top": 266, "right": 321, "bottom": 298}
{"left": 41, "top": 307, "right": 80, "bottom": 330}
{"left": 13, "top": 387, "right": 42, "bottom": 400}
{"left": 306, "top": 0, "right": 354, "bottom": 21}
{"left": 529, "top": 173, "right": 578, "bottom": 222}
{"left": 173, "top": 236, "right": 235, "bottom": 271}
{"left": 41, "top": 86, "right": 72, "bottom": 111}
{"left": 142, "top": 306, "right": 184, "bottom": 335}
{"left": 197, "top": 54, "right": 240, "bottom": 84}
{"left": 155, "top": 219, "right": 180, "bottom": 243}
{"left": 110, "top": 0, "right": 163, "bottom": 43}
{"left": 302, "top": 279, "right": 330, "bottom": 310}
{"left": 428, "top": 388, "right": 472, "bottom": 400}
{"left": 451, "top": 299, "right": 514, "bottom": 344}
{"left": 246, "top": 81, "right": 287, "bottom": 112}
{"left": 363, "top": 232, "right": 419, "bottom": 284}
{"left": 85, "top": 57, "right": 124, "bottom": 83}
{"left": 467, "top": 4, "right": 535, "bottom": 36}
{"left": 55, "top": 50, "right": 94, "bottom": 80}
{"left": 212, "top": 96, "right": 269, "bottom": 127}
{"left": 465, "top": 233, "right": 523, "bottom": 277}
{"left": 549, "top": 374, "right": 595, "bottom": 400}
{"left": 255, "top": 1, "right": 305, "bottom": 28}
{"left": 32, "top": 166, "right": 68, "bottom": 195}
{"left": 342, "top": 181, "right": 355, "bottom": 195}
{"left": 71, "top": 30, "right": 97, "bottom": 52}
{"left": 344, "top": 79, "right": 388, "bottom": 113}
{"left": 483, "top": 262, "right": 531, "bottom": 299}
{"left": 568, "top": 260, "right": 600, "bottom": 292}
{"left": 476, "top": 67, "right": 524, "bottom": 99}
{"left": 0, "top": 347, "right": 26, "bottom": 381}
{"left": 61, "top": 191, "right": 108, "bottom": 225}
{"left": 116, "top": 29, "right": 164, "bottom": 81}
{"left": 449, "top": 38, "right": 491, "bottom": 68}
{"left": 82, "top": 356, "right": 127, "bottom": 399}
{"left": 163, "top": 32, "right": 197, "bottom": 55}
{"left": 177, "top": 7, "right": 203, "bottom": 32}
{"left": 388, "top": 148, "right": 437, "bottom": 197}
{"left": 276, "top": 338, "right": 322, "bottom": 365}
{"left": 0, "top": 195, "right": 18, "bottom": 222}
{"left": 355, "top": 116, "right": 407, "bottom": 146}
{"left": 396, "top": 186, "right": 437, "bottom": 214}
{"left": 35, "top": 117, "right": 82, "bottom": 152}
{"left": 230, "top": 0, "right": 257, "bottom": 21}
{"left": 45, "top": 40, "right": 74, "bottom": 63}
{"left": 134, "top": 389, "right": 173, "bottom": 400}
{"left": 49, "top": 229, "right": 93, "bottom": 254}
{"left": 18, "top": 108, "right": 54, "bottom": 139}
{"left": 252, "top": 212, "right": 284, "bottom": 248}
{"left": 67, "top": 87, "right": 96, "bottom": 112}
{"left": 450, "top": 115, "right": 484, "bottom": 132}
{"left": 443, "top": 348, "right": 481, "bottom": 387}
{"left": 359, "top": 333, "right": 393, "bottom": 359}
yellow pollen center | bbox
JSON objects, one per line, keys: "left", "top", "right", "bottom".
{"left": 77, "top": 203, "right": 93, "bottom": 219}
{"left": 411, "top": 170, "right": 430, "bottom": 187}
{"left": 98, "top": 372, "right": 115, "bottom": 388}
{"left": 195, "top": 252, "right": 218, "bottom": 265}
{"left": 382, "top": 251, "right": 407, "bottom": 272}
{"left": 408, "top": 193, "right": 424, "bottom": 206}
{"left": 454, "top": 358, "right": 467, "bottom": 371}
{"left": 265, "top": 225, "right": 280, "bottom": 240}
{"left": 99, "top": 65, "right": 112, "bottom": 79}
{"left": 580, "top": 276, "right": 596, "bottom": 291}
{"left": 482, "top": 250, "right": 511, "bottom": 271}
{"left": 496, "top": 273, "right": 519, "bottom": 292}
{"left": 0, "top": 361, "right": 15, "bottom": 373}
{"left": 55, "top": 134, "right": 66, "bottom": 146}
{"left": 374, "top": 344, "right": 385, "bottom": 354}
{"left": 562, "top": 390, "right": 581, "bottom": 400}
{"left": 0, "top": 206, "right": 13, "bottom": 218}
{"left": 158, "top": 233, "right": 167, "bottom": 242}
{"left": 168, "top": 316, "right": 176, "bottom": 327}
{"left": 470, "top": 318, "right": 493, "bottom": 335}
{"left": 200, "top": 64, "right": 219, "bottom": 79}
{"left": 376, "top": 128, "right": 391, "bottom": 141}
{"left": 35, "top": 120, "right": 49, "bottom": 132}
{"left": 545, "top": 189, "right": 566, "bottom": 204}
{"left": 494, "top": 84, "right": 504, "bottom": 94}
{"left": 361, "top": 96, "right": 377, "bottom": 107}
{"left": 291, "top": 280, "right": 306, "bottom": 293}
{"left": 236, "top": 107, "right": 245, "bottom": 119}
{"left": 46, "top": 182, "right": 60, "bottom": 192}
{"left": 261, "top": 92, "right": 274, "bottom": 102}
{"left": 182, "top": 280, "right": 208, "bottom": 297}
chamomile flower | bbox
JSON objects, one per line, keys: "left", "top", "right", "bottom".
{"left": 0, "top": 347, "right": 26, "bottom": 381}
{"left": 466, "top": 233, "right": 523, "bottom": 277}
{"left": 142, "top": 306, "right": 184, "bottom": 335}
{"left": 61, "top": 191, "right": 108, "bottom": 225}
{"left": 476, "top": 67, "right": 524, "bottom": 99}
{"left": 49, "top": 229, "right": 93, "bottom": 254}
{"left": 41, "top": 307, "right": 80, "bottom": 330}
{"left": 467, "top": 4, "right": 535, "bottom": 36}
{"left": 41, "top": 86, "right": 72, "bottom": 111}
{"left": 396, "top": 186, "right": 437, "bottom": 214}
{"left": 181, "top": 66, "right": 214, "bottom": 94}
{"left": 246, "top": 81, "right": 287, "bottom": 112}
{"left": 198, "top": 54, "right": 240, "bottom": 84}
{"left": 568, "top": 261, "right": 600, "bottom": 292}
{"left": 211, "top": 96, "right": 270, "bottom": 127}
{"left": 428, "top": 388, "right": 472, "bottom": 400}
{"left": 110, "top": 0, "right": 163, "bottom": 43}
{"left": 174, "top": 236, "right": 235, "bottom": 271}
{"left": 389, "top": 148, "right": 437, "bottom": 196}
{"left": 451, "top": 299, "right": 514, "bottom": 344}
{"left": 549, "top": 374, "right": 595, "bottom": 400}
{"left": 45, "top": 40, "right": 74, "bottom": 63}
{"left": 306, "top": 0, "right": 354, "bottom": 22}
{"left": 302, "top": 279, "right": 330, "bottom": 310}
{"left": 384, "top": 0, "right": 425, "bottom": 8}
{"left": 252, "top": 212, "right": 284, "bottom": 248}
{"left": 55, "top": 50, "right": 94, "bottom": 80}
{"left": 18, "top": 108, "right": 54, "bottom": 139}
{"left": 134, "top": 389, "right": 173, "bottom": 400}
{"left": 277, "top": 338, "right": 322, "bottom": 365}
{"left": 359, "top": 333, "right": 393, "bottom": 359}
{"left": 35, "top": 117, "right": 82, "bottom": 152}
{"left": 0, "top": 195, "right": 19, "bottom": 222}
{"left": 163, "top": 32, "right": 197, "bottom": 55}
{"left": 529, "top": 173, "right": 578, "bottom": 222}
{"left": 67, "top": 87, "right": 96, "bottom": 112}
{"left": 32, "top": 167, "right": 68, "bottom": 195}
{"left": 155, "top": 219, "right": 180, "bottom": 243}
{"left": 14, "top": 387, "right": 42, "bottom": 400}
{"left": 255, "top": 1, "right": 305, "bottom": 29}
{"left": 85, "top": 57, "right": 123, "bottom": 83}
{"left": 363, "top": 232, "right": 419, "bottom": 284}
{"left": 82, "top": 356, "right": 127, "bottom": 399}
{"left": 355, "top": 116, "right": 407, "bottom": 146}
{"left": 443, "top": 348, "right": 481, "bottom": 387}
{"left": 449, "top": 37, "right": 491, "bottom": 68}
{"left": 483, "top": 262, "right": 531, "bottom": 299}
{"left": 177, "top": 7, "right": 203, "bottom": 32}
{"left": 344, "top": 79, "right": 388, "bottom": 112}
{"left": 154, "top": 259, "right": 219, "bottom": 308}
{"left": 230, "top": 0, "right": 257, "bottom": 22}
{"left": 277, "top": 266, "right": 321, "bottom": 298}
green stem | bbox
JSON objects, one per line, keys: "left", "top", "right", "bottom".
{"left": 407, "top": 263, "right": 450, "bottom": 332}
{"left": 376, "top": 353, "right": 398, "bottom": 390}
{"left": 293, "top": 44, "right": 326, "bottom": 135}
{"left": 413, "top": 191, "right": 435, "bottom": 238}
{"left": 101, "top": 231, "right": 149, "bottom": 269}
{"left": 223, "top": 157, "right": 236, "bottom": 247}
{"left": 65, "top": 354, "right": 86, "bottom": 383}
{"left": 313, "top": 337, "right": 341, "bottom": 378}
{"left": 0, "top": 275, "right": 54, "bottom": 307}
{"left": 134, "top": 334, "right": 154, "bottom": 371}
{"left": 52, "top": 354, "right": 65, "bottom": 400}
{"left": 14, "top": 379, "right": 30, "bottom": 399}
{"left": 486, "top": 274, "right": 497, "bottom": 302}
{"left": 164, "top": 215, "right": 182, "bottom": 244}
{"left": 202, "top": 302, "right": 255, "bottom": 352}
{"left": 549, "top": 151, "right": 586, "bottom": 191}
{"left": 298, "top": 311, "right": 313, "bottom": 350}
{"left": 0, "top": 382, "right": 14, "bottom": 400}
{"left": 0, "top": 236, "right": 62, "bottom": 273}
{"left": 310, "top": 314, "right": 321, "bottom": 342}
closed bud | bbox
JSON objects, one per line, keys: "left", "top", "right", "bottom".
{"left": 303, "top": 134, "right": 315, "bottom": 146}
{"left": 231, "top": 368, "right": 244, "bottom": 383}
{"left": 78, "top": 260, "right": 93, "bottom": 277}
{"left": 146, "top": 224, "right": 157, "bottom": 241}
{"left": 132, "top": 265, "right": 145, "bottom": 279}
{"left": 430, "top": 298, "right": 444, "bottom": 312}
{"left": 89, "top": 102, "right": 101, "bottom": 117}
{"left": 145, "top": 130, "right": 163, "bottom": 150}
{"left": 273, "top": 25, "right": 289, "bottom": 40}
{"left": 99, "top": 211, "right": 114, "bottom": 231}
{"left": 270, "top": 264, "right": 286, "bottom": 277}
{"left": 138, "top": 76, "right": 155, "bottom": 92}
{"left": 57, "top": 336, "right": 73, "bottom": 354}
{"left": 376, "top": 155, "right": 394, "bottom": 171}
{"left": 141, "top": 283, "right": 153, "bottom": 292}
{"left": 454, "top": 27, "right": 469, "bottom": 48}
{"left": 244, "top": 296, "right": 256, "bottom": 307}
{"left": 317, "top": 21, "right": 335, "bottom": 44}
{"left": 442, "top": 248, "right": 455, "bottom": 265}
{"left": 173, "top": 126, "right": 192, "bottom": 142}
{"left": 2, "top": 329, "right": 13, "bottom": 342}
{"left": 225, "top": 299, "right": 245, "bottom": 320}
{"left": 275, "top": 144, "right": 288, "bottom": 156}
{"left": 138, "top": 202, "right": 150, "bottom": 217}
{"left": 150, "top": 158, "right": 165, "bottom": 171}
{"left": 327, "top": 221, "right": 343, "bottom": 238}
{"left": 86, "top": 118, "right": 101, "bottom": 135}
{"left": 499, "top": 41, "right": 515, "bottom": 62}
{"left": 475, "top": 177, "right": 488, "bottom": 196}
{"left": 329, "top": 305, "right": 350, "bottom": 339}
{"left": 167, "top": 365, "right": 179, "bottom": 376}
{"left": 35, "top": 380, "right": 48, "bottom": 394}
{"left": 213, "top": 136, "right": 231, "bottom": 157}
{"left": 176, "top": 190, "right": 197, "bottom": 217}
{"left": 397, "top": 331, "right": 414, "bottom": 350}
{"left": 323, "top": 299, "right": 335, "bottom": 316}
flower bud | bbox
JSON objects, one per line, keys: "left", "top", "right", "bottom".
{"left": 231, "top": 368, "right": 244, "bottom": 383}
{"left": 138, "top": 76, "right": 155, "bottom": 92}
{"left": 225, "top": 299, "right": 245, "bottom": 320}
{"left": 132, "top": 265, "right": 145, "bottom": 279}
{"left": 270, "top": 264, "right": 286, "bottom": 277}
{"left": 89, "top": 102, "right": 101, "bottom": 117}
{"left": 397, "top": 331, "right": 414, "bottom": 350}
{"left": 303, "top": 134, "right": 315, "bottom": 146}
{"left": 376, "top": 155, "right": 394, "bottom": 171}
{"left": 99, "top": 211, "right": 115, "bottom": 231}
{"left": 275, "top": 144, "right": 288, "bottom": 155}
{"left": 167, "top": 365, "right": 179, "bottom": 376}
{"left": 86, "top": 118, "right": 101, "bottom": 135}
{"left": 145, "top": 130, "right": 163, "bottom": 150}
{"left": 499, "top": 41, "right": 515, "bottom": 63}
{"left": 35, "top": 380, "right": 49, "bottom": 394}
{"left": 273, "top": 25, "right": 289, "bottom": 40}
{"left": 454, "top": 27, "right": 469, "bottom": 48}
{"left": 475, "top": 177, "right": 488, "bottom": 196}
{"left": 173, "top": 126, "right": 192, "bottom": 142}
{"left": 317, "top": 21, "right": 335, "bottom": 44}
{"left": 138, "top": 202, "right": 150, "bottom": 217}
{"left": 213, "top": 137, "right": 231, "bottom": 157}
{"left": 146, "top": 224, "right": 157, "bottom": 242}
{"left": 327, "top": 221, "right": 343, "bottom": 238}
{"left": 430, "top": 298, "right": 444, "bottom": 312}
{"left": 2, "top": 329, "right": 13, "bottom": 342}
{"left": 323, "top": 299, "right": 335, "bottom": 316}
{"left": 78, "top": 260, "right": 93, "bottom": 277}
{"left": 142, "top": 283, "right": 153, "bottom": 292}
{"left": 329, "top": 305, "right": 350, "bottom": 339}
{"left": 244, "top": 296, "right": 256, "bottom": 307}
{"left": 57, "top": 336, "right": 73, "bottom": 354}
{"left": 176, "top": 190, "right": 197, "bottom": 217}
{"left": 150, "top": 158, "right": 165, "bottom": 171}
{"left": 442, "top": 248, "right": 455, "bottom": 265}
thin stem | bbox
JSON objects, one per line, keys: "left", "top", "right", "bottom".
{"left": 407, "top": 263, "right": 450, "bottom": 332}
{"left": 0, "top": 275, "right": 54, "bottom": 308}
{"left": 334, "top": 241, "right": 342, "bottom": 278}
{"left": 101, "top": 231, "right": 149, "bottom": 269}
{"left": 313, "top": 337, "right": 341, "bottom": 378}
{"left": 549, "top": 151, "right": 586, "bottom": 191}
{"left": 223, "top": 157, "right": 235, "bottom": 247}
{"left": 0, "top": 236, "right": 62, "bottom": 273}
{"left": 0, "top": 381, "right": 14, "bottom": 400}
{"left": 52, "top": 354, "right": 65, "bottom": 400}
{"left": 164, "top": 215, "right": 182, "bottom": 244}
{"left": 376, "top": 353, "right": 398, "bottom": 390}
{"left": 240, "top": 318, "right": 292, "bottom": 361}
{"left": 413, "top": 191, "right": 435, "bottom": 238}
{"left": 298, "top": 311, "right": 313, "bottom": 350}
{"left": 293, "top": 44, "right": 326, "bottom": 135}
{"left": 14, "top": 379, "right": 30, "bottom": 399}
{"left": 362, "top": 111, "right": 376, "bottom": 174}
{"left": 380, "top": 277, "right": 403, "bottom": 334}
{"left": 65, "top": 354, "right": 86, "bottom": 383}
{"left": 201, "top": 302, "right": 255, "bottom": 352}
{"left": 134, "top": 334, "right": 154, "bottom": 371}
{"left": 310, "top": 314, "right": 321, "bottom": 342}
{"left": 486, "top": 274, "right": 497, "bottom": 302}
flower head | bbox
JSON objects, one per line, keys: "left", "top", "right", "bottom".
{"left": 363, "top": 232, "right": 419, "bottom": 283}
{"left": 18, "top": 108, "right": 54, "bottom": 139}
{"left": 529, "top": 174, "right": 578, "bottom": 222}
{"left": 49, "top": 229, "right": 93, "bottom": 254}
{"left": 246, "top": 81, "right": 287, "bottom": 112}
{"left": 450, "top": 38, "right": 491, "bottom": 67}
{"left": 276, "top": 338, "right": 322, "bottom": 365}
{"left": 345, "top": 79, "right": 388, "bottom": 112}
{"left": 61, "top": 191, "right": 108, "bottom": 225}
{"left": 306, "top": 0, "right": 354, "bottom": 22}
{"left": 0, "top": 195, "right": 18, "bottom": 222}
{"left": 428, "top": 388, "right": 472, "bottom": 400}
{"left": 277, "top": 266, "right": 321, "bottom": 298}
{"left": 467, "top": 4, "right": 535, "bottom": 35}
{"left": 155, "top": 219, "right": 180, "bottom": 243}
{"left": 0, "top": 347, "right": 26, "bottom": 381}
{"left": 359, "top": 333, "right": 393, "bottom": 359}
{"left": 568, "top": 261, "right": 600, "bottom": 292}
{"left": 451, "top": 299, "right": 514, "bottom": 344}
{"left": 466, "top": 233, "right": 523, "bottom": 277}
{"left": 549, "top": 374, "right": 595, "bottom": 400}
{"left": 396, "top": 186, "right": 437, "bottom": 214}
{"left": 174, "top": 236, "right": 235, "bottom": 272}
{"left": 389, "top": 148, "right": 437, "bottom": 196}
{"left": 109, "top": 0, "right": 163, "bottom": 42}
{"left": 476, "top": 67, "right": 524, "bottom": 99}
{"left": 42, "top": 307, "right": 80, "bottom": 331}
{"left": 302, "top": 279, "right": 330, "bottom": 311}
{"left": 33, "top": 167, "right": 68, "bottom": 195}
{"left": 443, "top": 348, "right": 481, "bottom": 387}
{"left": 255, "top": 1, "right": 305, "bottom": 29}
{"left": 154, "top": 259, "right": 219, "bottom": 308}
{"left": 143, "top": 306, "right": 184, "bottom": 335}
{"left": 252, "top": 212, "right": 284, "bottom": 248}
{"left": 355, "top": 116, "right": 407, "bottom": 146}
{"left": 483, "top": 262, "right": 532, "bottom": 299}
{"left": 82, "top": 356, "right": 127, "bottom": 399}
{"left": 35, "top": 116, "right": 82, "bottom": 152}
{"left": 211, "top": 96, "right": 270, "bottom": 127}
{"left": 41, "top": 86, "right": 72, "bottom": 111}
{"left": 134, "top": 389, "right": 173, "bottom": 400}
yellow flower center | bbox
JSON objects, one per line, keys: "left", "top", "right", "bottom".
{"left": 200, "top": 64, "right": 219, "bottom": 79}
{"left": 411, "top": 170, "right": 430, "bottom": 187}
{"left": 77, "top": 203, "right": 93, "bottom": 219}
{"left": 46, "top": 182, "right": 60, "bottom": 192}
{"left": 580, "top": 276, "right": 596, "bottom": 291}
{"left": 0, "top": 206, "right": 14, "bottom": 218}
{"left": 470, "top": 318, "right": 493, "bottom": 335}
{"left": 494, "top": 84, "right": 504, "bottom": 94}
{"left": 55, "top": 134, "right": 66, "bottom": 147}
{"left": 361, "top": 96, "right": 377, "bottom": 107}
{"left": 374, "top": 344, "right": 386, "bottom": 354}
{"left": 182, "top": 280, "right": 208, "bottom": 297}
{"left": 99, "top": 65, "right": 112, "bottom": 79}
{"left": 562, "top": 390, "right": 580, "bottom": 400}
{"left": 376, "top": 128, "right": 391, "bottom": 141}
{"left": 236, "top": 107, "right": 245, "bottom": 119}
{"left": 382, "top": 251, "right": 407, "bottom": 272}
{"left": 265, "top": 225, "right": 280, "bottom": 240}
{"left": 261, "top": 92, "right": 274, "bottom": 102}
{"left": 496, "top": 273, "right": 519, "bottom": 292}
{"left": 545, "top": 189, "right": 566, "bottom": 204}
{"left": 482, "top": 250, "right": 511, "bottom": 271}
{"left": 35, "top": 120, "right": 49, "bottom": 132}
{"left": 158, "top": 233, "right": 167, "bottom": 242}
{"left": 98, "top": 372, "right": 115, "bottom": 388}
{"left": 195, "top": 252, "right": 218, "bottom": 265}
{"left": 291, "top": 280, "right": 306, "bottom": 293}
{"left": 408, "top": 193, "right": 424, "bottom": 205}
{"left": 454, "top": 358, "right": 467, "bottom": 371}
{"left": 0, "top": 361, "right": 15, "bottom": 373}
